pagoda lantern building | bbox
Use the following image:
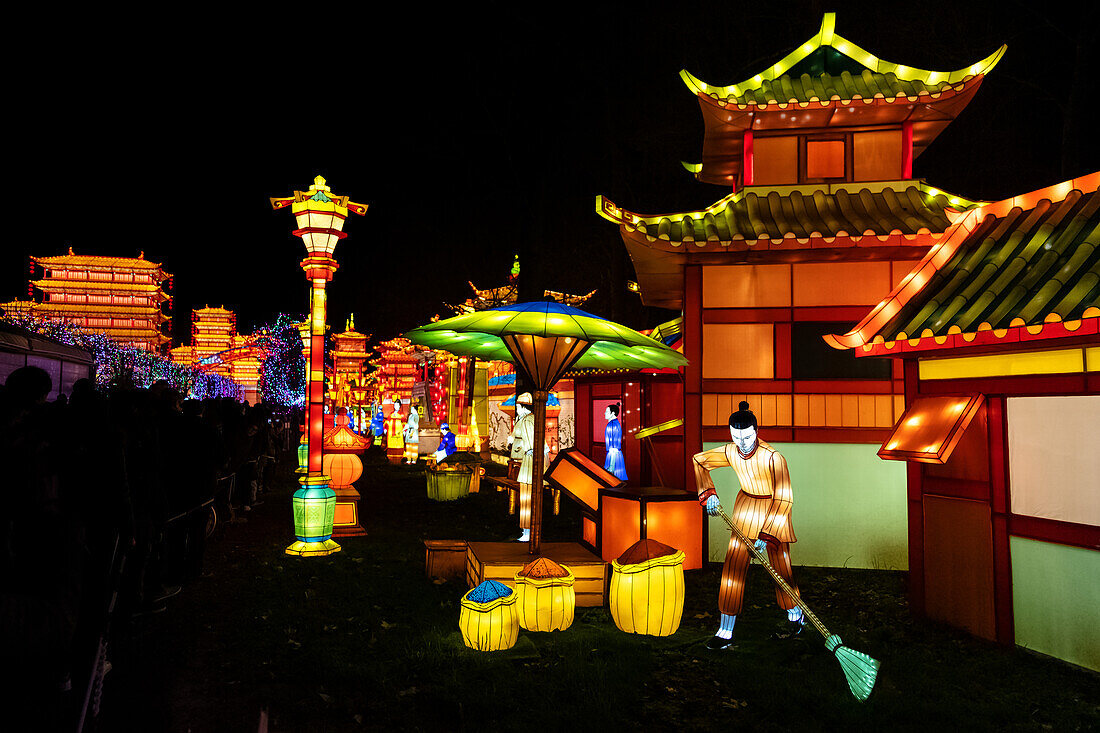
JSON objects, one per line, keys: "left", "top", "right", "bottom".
{"left": 332, "top": 316, "right": 371, "bottom": 427}
{"left": 826, "top": 173, "right": 1099, "bottom": 669}
{"left": 596, "top": 12, "right": 1005, "bottom": 570}
{"left": 229, "top": 334, "right": 262, "bottom": 405}
{"left": 168, "top": 306, "right": 263, "bottom": 403}
{"left": 9, "top": 247, "right": 172, "bottom": 352}
{"left": 190, "top": 306, "right": 235, "bottom": 378}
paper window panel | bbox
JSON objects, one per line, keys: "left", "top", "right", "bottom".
{"left": 806, "top": 139, "right": 846, "bottom": 179}
{"left": 853, "top": 130, "right": 903, "bottom": 181}
{"left": 753, "top": 135, "right": 799, "bottom": 185}
{"left": 792, "top": 262, "right": 894, "bottom": 307}
{"left": 1007, "top": 396, "right": 1100, "bottom": 527}
{"left": 702, "top": 265, "right": 791, "bottom": 308}
{"left": 701, "top": 324, "right": 774, "bottom": 379}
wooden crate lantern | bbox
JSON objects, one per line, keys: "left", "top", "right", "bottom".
{"left": 546, "top": 448, "right": 704, "bottom": 569}
{"left": 425, "top": 539, "right": 468, "bottom": 581}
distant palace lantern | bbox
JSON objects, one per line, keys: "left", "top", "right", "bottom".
{"left": 272, "top": 176, "right": 367, "bottom": 557}
{"left": 514, "top": 557, "right": 576, "bottom": 632}
{"left": 609, "top": 539, "right": 686, "bottom": 637}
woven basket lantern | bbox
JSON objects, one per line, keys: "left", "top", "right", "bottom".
{"left": 459, "top": 580, "right": 519, "bottom": 651}
{"left": 609, "top": 539, "right": 686, "bottom": 637}
{"left": 514, "top": 557, "right": 576, "bottom": 632}
{"left": 426, "top": 463, "right": 473, "bottom": 501}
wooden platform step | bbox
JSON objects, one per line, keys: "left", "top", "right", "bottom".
{"left": 466, "top": 541, "right": 607, "bottom": 607}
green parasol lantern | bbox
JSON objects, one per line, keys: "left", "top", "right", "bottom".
{"left": 405, "top": 301, "right": 686, "bottom": 554}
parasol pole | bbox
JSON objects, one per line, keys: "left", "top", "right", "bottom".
{"left": 529, "top": 389, "right": 549, "bottom": 554}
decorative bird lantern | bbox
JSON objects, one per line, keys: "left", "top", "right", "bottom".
{"left": 459, "top": 580, "right": 519, "bottom": 651}
{"left": 609, "top": 538, "right": 686, "bottom": 637}
{"left": 514, "top": 557, "right": 575, "bottom": 632}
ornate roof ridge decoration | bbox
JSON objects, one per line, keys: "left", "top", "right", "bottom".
{"left": 597, "top": 181, "right": 981, "bottom": 247}
{"left": 447, "top": 257, "right": 597, "bottom": 315}
{"left": 681, "top": 12, "right": 1005, "bottom": 104}
{"left": 826, "top": 172, "right": 1100, "bottom": 354}
{"left": 34, "top": 247, "right": 166, "bottom": 271}
{"left": 269, "top": 175, "right": 368, "bottom": 216}
{"left": 194, "top": 305, "right": 235, "bottom": 314}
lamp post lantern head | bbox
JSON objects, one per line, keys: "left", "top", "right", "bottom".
{"left": 270, "top": 175, "right": 368, "bottom": 259}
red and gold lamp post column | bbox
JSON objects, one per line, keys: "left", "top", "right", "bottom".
{"left": 272, "top": 176, "right": 367, "bottom": 557}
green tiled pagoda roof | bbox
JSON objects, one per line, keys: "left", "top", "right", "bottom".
{"left": 826, "top": 173, "right": 1100, "bottom": 352}
{"left": 720, "top": 67, "right": 960, "bottom": 108}
{"left": 881, "top": 189, "right": 1099, "bottom": 338}
{"left": 682, "top": 13, "right": 1004, "bottom": 107}
{"left": 606, "top": 182, "right": 980, "bottom": 245}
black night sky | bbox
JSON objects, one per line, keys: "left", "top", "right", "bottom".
{"left": 6, "top": 0, "right": 1097, "bottom": 344}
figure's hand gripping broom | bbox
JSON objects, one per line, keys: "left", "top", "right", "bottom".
{"left": 715, "top": 506, "right": 880, "bottom": 701}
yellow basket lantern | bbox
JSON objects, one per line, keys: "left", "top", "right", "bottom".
{"left": 609, "top": 539, "right": 686, "bottom": 637}
{"left": 459, "top": 580, "right": 519, "bottom": 651}
{"left": 514, "top": 558, "right": 576, "bottom": 632}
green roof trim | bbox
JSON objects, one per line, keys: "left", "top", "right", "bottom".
{"left": 681, "top": 13, "right": 1005, "bottom": 105}
{"left": 882, "top": 190, "right": 1100, "bottom": 338}
{"left": 625, "top": 182, "right": 981, "bottom": 244}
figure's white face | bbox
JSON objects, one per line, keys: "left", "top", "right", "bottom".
{"left": 516, "top": 403, "right": 530, "bottom": 417}
{"left": 730, "top": 425, "right": 757, "bottom": 455}
{"left": 604, "top": 406, "right": 613, "bottom": 421}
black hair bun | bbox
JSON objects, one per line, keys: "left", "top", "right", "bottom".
{"left": 738, "top": 400, "right": 750, "bottom": 411}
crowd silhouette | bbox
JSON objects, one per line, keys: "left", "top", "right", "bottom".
{"left": 0, "top": 365, "right": 292, "bottom": 729}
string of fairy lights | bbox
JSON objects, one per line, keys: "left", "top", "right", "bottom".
{"left": 3, "top": 314, "right": 241, "bottom": 399}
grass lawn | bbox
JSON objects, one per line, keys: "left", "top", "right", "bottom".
{"left": 104, "top": 451, "right": 1098, "bottom": 731}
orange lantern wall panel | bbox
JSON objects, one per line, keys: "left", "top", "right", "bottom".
{"left": 879, "top": 394, "right": 984, "bottom": 464}
{"left": 600, "top": 487, "right": 705, "bottom": 571}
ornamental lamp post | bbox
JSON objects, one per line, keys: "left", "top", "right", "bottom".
{"left": 272, "top": 176, "right": 367, "bottom": 557}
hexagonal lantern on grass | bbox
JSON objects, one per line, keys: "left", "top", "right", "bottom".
{"left": 405, "top": 301, "right": 686, "bottom": 554}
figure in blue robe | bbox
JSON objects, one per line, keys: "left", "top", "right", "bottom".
{"left": 604, "top": 403, "right": 628, "bottom": 481}
{"left": 370, "top": 404, "right": 385, "bottom": 438}
{"left": 435, "top": 422, "right": 457, "bottom": 461}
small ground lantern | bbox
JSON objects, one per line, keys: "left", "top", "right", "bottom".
{"left": 514, "top": 558, "right": 576, "bottom": 632}
{"left": 322, "top": 408, "right": 368, "bottom": 537}
{"left": 609, "top": 538, "right": 686, "bottom": 637}
{"left": 459, "top": 580, "right": 519, "bottom": 651}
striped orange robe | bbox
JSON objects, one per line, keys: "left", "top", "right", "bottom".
{"left": 693, "top": 439, "right": 800, "bottom": 616}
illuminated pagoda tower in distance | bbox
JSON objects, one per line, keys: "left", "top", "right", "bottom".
{"left": 597, "top": 13, "right": 1005, "bottom": 569}
{"left": 7, "top": 247, "right": 172, "bottom": 352}
{"left": 171, "top": 306, "right": 263, "bottom": 404}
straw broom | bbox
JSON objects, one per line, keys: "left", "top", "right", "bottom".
{"left": 715, "top": 506, "right": 880, "bottom": 701}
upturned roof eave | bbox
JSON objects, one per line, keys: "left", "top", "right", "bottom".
{"left": 681, "top": 13, "right": 1005, "bottom": 102}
